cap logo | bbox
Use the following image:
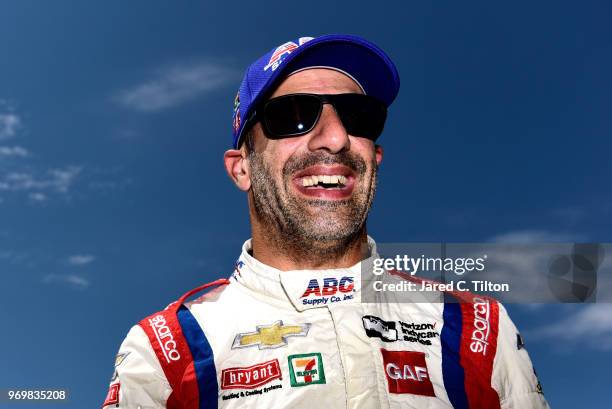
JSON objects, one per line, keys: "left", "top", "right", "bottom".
{"left": 232, "top": 91, "right": 241, "bottom": 134}
{"left": 264, "top": 37, "right": 314, "bottom": 72}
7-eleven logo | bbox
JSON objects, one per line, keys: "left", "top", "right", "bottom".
{"left": 287, "top": 353, "right": 326, "bottom": 387}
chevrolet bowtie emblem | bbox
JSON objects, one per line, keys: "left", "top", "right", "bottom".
{"left": 232, "top": 321, "right": 311, "bottom": 349}
{"left": 114, "top": 352, "right": 129, "bottom": 367}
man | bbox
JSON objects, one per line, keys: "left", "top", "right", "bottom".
{"left": 103, "top": 34, "right": 549, "bottom": 409}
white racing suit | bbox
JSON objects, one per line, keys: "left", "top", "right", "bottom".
{"left": 102, "top": 238, "right": 550, "bottom": 409}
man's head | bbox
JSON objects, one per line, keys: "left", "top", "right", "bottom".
{"left": 224, "top": 35, "right": 399, "bottom": 262}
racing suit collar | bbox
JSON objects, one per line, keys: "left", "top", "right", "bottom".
{"left": 233, "top": 236, "right": 378, "bottom": 312}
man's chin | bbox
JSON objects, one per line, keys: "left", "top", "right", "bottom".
{"left": 290, "top": 218, "right": 363, "bottom": 242}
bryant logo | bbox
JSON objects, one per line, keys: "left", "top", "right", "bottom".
{"left": 221, "top": 359, "right": 282, "bottom": 390}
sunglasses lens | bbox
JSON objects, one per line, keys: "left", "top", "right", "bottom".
{"left": 333, "top": 94, "right": 387, "bottom": 141}
{"left": 264, "top": 95, "right": 321, "bottom": 138}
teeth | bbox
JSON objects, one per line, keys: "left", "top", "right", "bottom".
{"left": 301, "top": 175, "right": 348, "bottom": 187}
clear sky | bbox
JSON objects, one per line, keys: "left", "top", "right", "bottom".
{"left": 1, "top": 1, "right": 610, "bottom": 408}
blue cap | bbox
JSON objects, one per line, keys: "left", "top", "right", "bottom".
{"left": 231, "top": 34, "right": 400, "bottom": 148}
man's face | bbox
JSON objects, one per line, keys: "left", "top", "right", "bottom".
{"left": 247, "top": 68, "right": 383, "bottom": 246}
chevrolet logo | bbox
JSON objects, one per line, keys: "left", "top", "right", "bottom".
{"left": 232, "top": 321, "right": 310, "bottom": 350}
{"left": 114, "top": 352, "right": 129, "bottom": 367}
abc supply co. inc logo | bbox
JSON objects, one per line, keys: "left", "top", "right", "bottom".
{"left": 300, "top": 276, "right": 355, "bottom": 306}
{"left": 288, "top": 353, "right": 326, "bottom": 387}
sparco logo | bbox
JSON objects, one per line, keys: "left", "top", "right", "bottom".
{"left": 148, "top": 315, "right": 180, "bottom": 362}
{"left": 470, "top": 297, "right": 490, "bottom": 355}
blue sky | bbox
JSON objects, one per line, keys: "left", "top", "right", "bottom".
{"left": 0, "top": 1, "right": 611, "bottom": 408}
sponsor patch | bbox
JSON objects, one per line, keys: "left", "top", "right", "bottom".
{"left": 232, "top": 321, "right": 310, "bottom": 349}
{"left": 517, "top": 333, "right": 525, "bottom": 350}
{"left": 232, "top": 92, "right": 241, "bottom": 134}
{"left": 536, "top": 379, "right": 543, "bottom": 394}
{"left": 362, "top": 315, "right": 439, "bottom": 345}
{"left": 102, "top": 383, "right": 120, "bottom": 407}
{"left": 110, "top": 352, "right": 130, "bottom": 382}
{"left": 221, "top": 384, "right": 283, "bottom": 401}
{"left": 300, "top": 276, "right": 355, "bottom": 306}
{"left": 470, "top": 297, "right": 491, "bottom": 355}
{"left": 148, "top": 314, "right": 181, "bottom": 362}
{"left": 288, "top": 353, "right": 326, "bottom": 387}
{"left": 534, "top": 369, "right": 544, "bottom": 394}
{"left": 263, "top": 37, "right": 313, "bottom": 72}
{"left": 232, "top": 259, "right": 245, "bottom": 280}
{"left": 221, "top": 359, "right": 282, "bottom": 390}
{"left": 380, "top": 349, "right": 435, "bottom": 397}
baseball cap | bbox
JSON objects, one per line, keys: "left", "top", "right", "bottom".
{"left": 231, "top": 34, "right": 400, "bottom": 149}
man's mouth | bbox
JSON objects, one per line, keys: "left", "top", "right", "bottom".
{"left": 301, "top": 174, "right": 348, "bottom": 188}
{"left": 291, "top": 165, "right": 356, "bottom": 199}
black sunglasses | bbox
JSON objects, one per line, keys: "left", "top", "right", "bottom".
{"left": 251, "top": 93, "right": 387, "bottom": 141}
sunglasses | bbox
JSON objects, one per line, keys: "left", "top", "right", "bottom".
{"left": 251, "top": 93, "right": 387, "bottom": 141}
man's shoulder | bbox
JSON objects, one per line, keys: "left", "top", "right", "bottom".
{"left": 139, "top": 277, "right": 232, "bottom": 324}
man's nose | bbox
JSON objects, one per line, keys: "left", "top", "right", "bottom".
{"left": 306, "top": 104, "right": 350, "bottom": 153}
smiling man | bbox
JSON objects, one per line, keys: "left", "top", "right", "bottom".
{"left": 227, "top": 66, "right": 383, "bottom": 270}
{"left": 103, "top": 35, "right": 550, "bottom": 409}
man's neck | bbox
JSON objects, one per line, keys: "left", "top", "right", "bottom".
{"left": 250, "top": 226, "right": 369, "bottom": 271}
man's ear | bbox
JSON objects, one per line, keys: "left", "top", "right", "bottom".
{"left": 223, "top": 149, "right": 251, "bottom": 191}
{"left": 375, "top": 144, "right": 384, "bottom": 167}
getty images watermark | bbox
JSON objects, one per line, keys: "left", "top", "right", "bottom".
{"left": 360, "top": 243, "right": 611, "bottom": 303}
{"left": 371, "top": 253, "right": 504, "bottom": 293}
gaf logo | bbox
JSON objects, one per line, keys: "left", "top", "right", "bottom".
{"left": 470, "top": 297, "right": 491, "bottom": 355}
{"left": 221, "top": 359, "right": 282, "bottom": 390}
{"left": 300, "top": 276, "right": 355, "bottom": 306}
{"left": 380, "top": 349, "right": 435, "bottom": 397}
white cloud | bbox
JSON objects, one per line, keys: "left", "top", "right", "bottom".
{"left": 42, "top": 274, "right": 90, "bottom": 289}
{"left": 491, "top": 229, "right": 581, "bottom": 243}
{"left": 0, "top": 113, "right": 21, "bottom": 140}
{"left": 0, "top": 146, "right": 29, "bottom": 157}
{"left": 532, "top": 304, "right": 612, "bottom": 350}
{"left": 116, "top": 61, "right": 237, "bottom": 112}
{"left": 28, "top": 192, "right": 46, "bottom": 202}
{"left": 48, "top": 166, "right": 81, "bottom": 192}
{"left": 68, "top": 254, "right": 95, "bottom": 266}
{"left": 0, "top": 166, "right": 81, "bottom": 193}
